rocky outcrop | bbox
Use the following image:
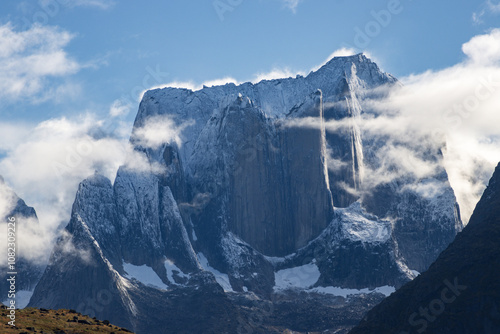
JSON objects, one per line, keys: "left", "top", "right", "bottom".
{"left": 280, "top": 202, "right": 413, "bottom": 290}
{"left": 349, "top": 163, "right": 500, "bottom": 334}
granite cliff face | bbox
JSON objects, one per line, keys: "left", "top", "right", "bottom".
{"left": 188, "top": 90, "right": 333, "bottom": 257}
{"left": 29, "top": 54, "right": 462, "bottom": 333}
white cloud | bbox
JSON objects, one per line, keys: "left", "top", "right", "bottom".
{"left": 473, "top": 1, "right": 500, "bottom": 24}
{"left": 202, "top": 76, "right": 239, "bottom": 88}
{"left": 282, "top": 0, "right": 302, "bottom": 13}
{"left": 160, "top": 81, "right": 198, "bottom": 91}
{"left": 487, "top": 0, "right": 500, "bottom": 12}
{"left": 462, "top": 28, "right": 500, "bottom": 65}
{"left": 39, "top": 0, "right": 115, "bottom": 10}
{"left": 472, "top": 10, "right": 485, "bottom": 24}
{"left": 328, "top": 47, "right": 357, "bottom": 58}
{"left": 0, "top": 23, "right": 80, "bottom": 102}
{"left": 0, "top": 180, "right": 17, "bottom": 224}
{"left": 109, "top": 99, "right": 131, "bottom": 117}
{"left": 0, "top": 122, "right": 32, "bottom": 153}
{"left": 132, "top": 115, "right": 195, "bottom": 149}
{"left": 252, "top": 68, "right": 304, "bottom": 83}
{"left": 0, "top": 114, "right": 157, "bottom": 264}
{"left": 150, "top": 77, "right": 238, "bottom": 94}
{"left": 0, "top": 111, "right": 197, "bottom": 265}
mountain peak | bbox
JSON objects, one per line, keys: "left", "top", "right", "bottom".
{"left": 79, "top": 173, "right": 112, "bottom": 188}
{"left": 318, "top": 53, "right": 373, "bottom": 72}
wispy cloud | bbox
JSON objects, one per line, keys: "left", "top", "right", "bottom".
{"left": 109, "top": 99, "right": 131, "bottom": 118}
{"left": 152, "top": 77, "right": 239, "bottom": 93}
{"left": 39, "top": 0, "right": 116, "bottom": 10}
{"left": 472, "top": 1, "right": 500, "bottom": 24}
{"left": 487, "top": 0, "right": 500, "bottom": 12}
{"left": 0, "top": 23, "right": 80, "bottom": 102}
{"left": 472, "top": 11, "right": 485, "bottom": 24}
{"left": 252, "top": 68, "right": 304, "bottom": 82}
{"left": 132, "top": 115, "right": 195, "bottom": 149}
{"left": 282, "top": 0, "right": 302, "bottom": 13}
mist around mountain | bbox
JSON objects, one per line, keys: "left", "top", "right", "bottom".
{"left": 349, "top": 162, "right": 500, "bottom": 334}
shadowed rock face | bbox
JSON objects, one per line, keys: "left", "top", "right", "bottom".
{"left": 190, "top": 92, "right": 333, "bottom": 257}
{"left": 279, "top": 91, "right": 333, "bottom": 251}
{"left": 349, "top": 163, "right": 500, "bottom": 334}
{"left": 29, "top": 219, "right": 136, "bottom": 330}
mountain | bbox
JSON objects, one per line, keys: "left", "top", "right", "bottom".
{"left": 349, "top": 162, "right": 500, "bottom": 334}
{"left": 29, "top": 54, "right": 462, "bottom": 333}
{"left": 0, "top": 177, "right": 45, "bottom": 309}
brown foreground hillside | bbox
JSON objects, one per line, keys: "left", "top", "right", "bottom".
{"left": 1, "top": 305, "right": 134, "bottom": 334}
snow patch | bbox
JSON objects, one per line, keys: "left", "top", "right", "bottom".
{"left": 123, "top": 262, "right": 168, "bottom": 290}
{"left": 308, "top": 285, "right": 395, "bottom": 297}
{"left": 197, "top": 253, "right": 233, "bottom": 292}
{"left": 264, "top": 253, "right": 296, "bottom": 266}
{"left": 164, "top": 259, "right": 190, "bottom": 285}
{"left": 337, "top": 201, "right": 391, "bottom": 243}
{"left": 274, "top": 262, "right": 320, "bottom": 291}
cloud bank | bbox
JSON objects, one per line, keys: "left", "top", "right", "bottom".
{"left": 381, "top": 28, "right": 500, "bottom": 222}
{"left": 0, "top": 23, "right": 80, "bottom": 102}
{"left": 0, "top": 113, "right": 174, "bottom": 265}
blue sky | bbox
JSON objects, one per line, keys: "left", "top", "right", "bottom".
{"left": 0, "top": 0, "right": 498, "bottom": 124}
{"left": 1, "top": 0, "right": 500, "bottom": 248}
